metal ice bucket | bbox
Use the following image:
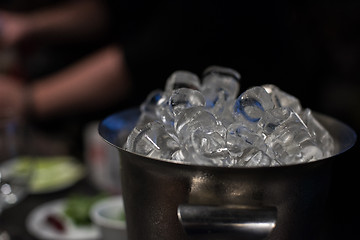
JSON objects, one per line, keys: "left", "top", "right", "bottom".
{"left": 99, "top": 108, "right": 356, "bottom": 240}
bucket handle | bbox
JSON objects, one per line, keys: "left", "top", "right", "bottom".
{"left": 177, "top": 204, "right": 276, "bottom": 240}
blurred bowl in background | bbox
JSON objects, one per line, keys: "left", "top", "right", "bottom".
{"left": 90, "top": 195, "right": 127, "bottom": 240}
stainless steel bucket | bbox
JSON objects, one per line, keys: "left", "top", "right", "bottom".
{"left": 99, "top": 108, "right": 356, "bottom": 240}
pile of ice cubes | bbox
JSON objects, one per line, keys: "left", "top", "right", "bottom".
{"left": 125, "top": 66, "right": 334, "bottom": 167}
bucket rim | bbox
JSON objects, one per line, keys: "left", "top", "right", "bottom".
{"left": 99, "top": 107, "right": 357, "bottom": 170}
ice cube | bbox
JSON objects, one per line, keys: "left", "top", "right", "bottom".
{"left": 157, "top": 72, "right": 203, "bottom": 126}
{"left": 257, "top": 107, "right": 291, "bottom": 135}
{"left": 140, "top": 89, "right": 163, "bottom": 114}
{"left": 203, "top": 65, "right": 241, "bottom": 82}
{"left": 201, "top": 66, "right": 241, "bottom": 110}
{"left": 233, "top": 86, "right": 275, "bottom": 123}
{"left": 174, "top": 107, "right": 219, "bottom": 142}
{"left": 262, "top": 84, "right": 302, "bottom": 114}
{"left": 233, "top": 148, "right": 272, "bottom": 167}
{"left": 125, "top": 121, "right": 180, "bottom": 159}
{"left": 173, "top": 107, "right": 229, "bottom": 165}
{"left": 169, "top": 88, "right": 205, "bottom": 117}
{"left": 154, "top": 91, "right": 174, "bottom": 126}
{"left": 299, "top": 139, "right": 324, "bottom": 162}
{"left": 189, "top": 126, "right": 229, "bottom": 166}
{"left": 226, "top": 122, "right": 267, "bottom": 157}
{"left": 270, "top": 138, "right": 322, "bottom": 165}
{"left": 137, "top": 89, "right": 163, "bottom": 126}
{"left": 171, "top": 148, "right": 188, "bottom": 162}
{"left": 165, "top": 70, "right": 201, "bottom": 93}
{"left": 301, "top": 108, "right": 334, "bottom": 157}
{"left": 261, "top": 108, "right": 323, "bottom": 164}
{"left": 217, "top": 99, "right": 236, "bottom": 128}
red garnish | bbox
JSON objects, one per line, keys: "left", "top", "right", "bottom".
{"left": 45, "top": 214, "right": 66, "bottom": 233}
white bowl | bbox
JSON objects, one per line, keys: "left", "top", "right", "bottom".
{"left": 90, "top": 196, "right": 127, "bottom": 240}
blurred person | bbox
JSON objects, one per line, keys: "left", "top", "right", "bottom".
{"left": 0, "top": 0, "right": 131, "bottom": 121}
{"left": 0, "top": 0, "right": 135, "bottom": 157}
{"left": 0, "top": 45, "right": 130, "bottom": 119}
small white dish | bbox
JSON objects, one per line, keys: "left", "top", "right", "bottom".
{"left": 90, "top": 196, "right": 127, "bottom": 240}
{"left": 26, "top": 199, "right": 100, "bottom": 240}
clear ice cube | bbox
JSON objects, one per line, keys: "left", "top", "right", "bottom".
{"left": 202, "top": 66, "right": 241, "bottom": 109}
{"left": 165, "top": 70, "right": 201, "bottom": 93}
{"left": 154, "top": 91, "right": 174, "bottom": 126}
{"left": 174, "top": 107, "right": 219, "bottom": 142}
{"left": 257, "top": 108, "right": 291, "bottom": 135}
{"left": 171, "top": 148, "right": 188, "bottom": 162}
{"left": 125, "top": 121, "right": 180, "bottom": 159}
{"left": 301, "top": 108, "right": 335, "bottom": 157}
{"left": 189, "top": 126, "right": 228, "bottom": 166}
{"left": 140, "top": 89, "right": 163, "bottom": 114}
{"left": 137, "top": 89, "right": 163, "bottom": 126}
{"left": 169, "top": 88, "right": 205, "bottom": 117}
{"left": 261, "top": 108, "right": 323, "bottom": 164}
{"left": 217, "top": 99, "right": 237, "bottom": 128}
{"left": 263, "top": 84, "right": 302, "bottom": 114}
{"left": 233, "top": 148, "right": 272, "bottom": 167}
{"left": 226, "top": 122, "right": 267, "bottom": 157}
{"left": 233, "top": 86, "right": 275, "bottom": 123}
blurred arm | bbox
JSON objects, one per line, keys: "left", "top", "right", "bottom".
{"left": 0, "top": 0, "right": 109, "bottom": 47}
{"left": 29, "top": 44, "right": 131, "bottom": 119}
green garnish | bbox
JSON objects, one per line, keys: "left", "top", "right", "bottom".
{"left": 64, "top": 194, "right": 107, "bottom": 225}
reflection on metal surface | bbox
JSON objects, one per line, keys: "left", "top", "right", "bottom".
{"left": 178, "top": 204, "right": 276, "bottom": 240}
